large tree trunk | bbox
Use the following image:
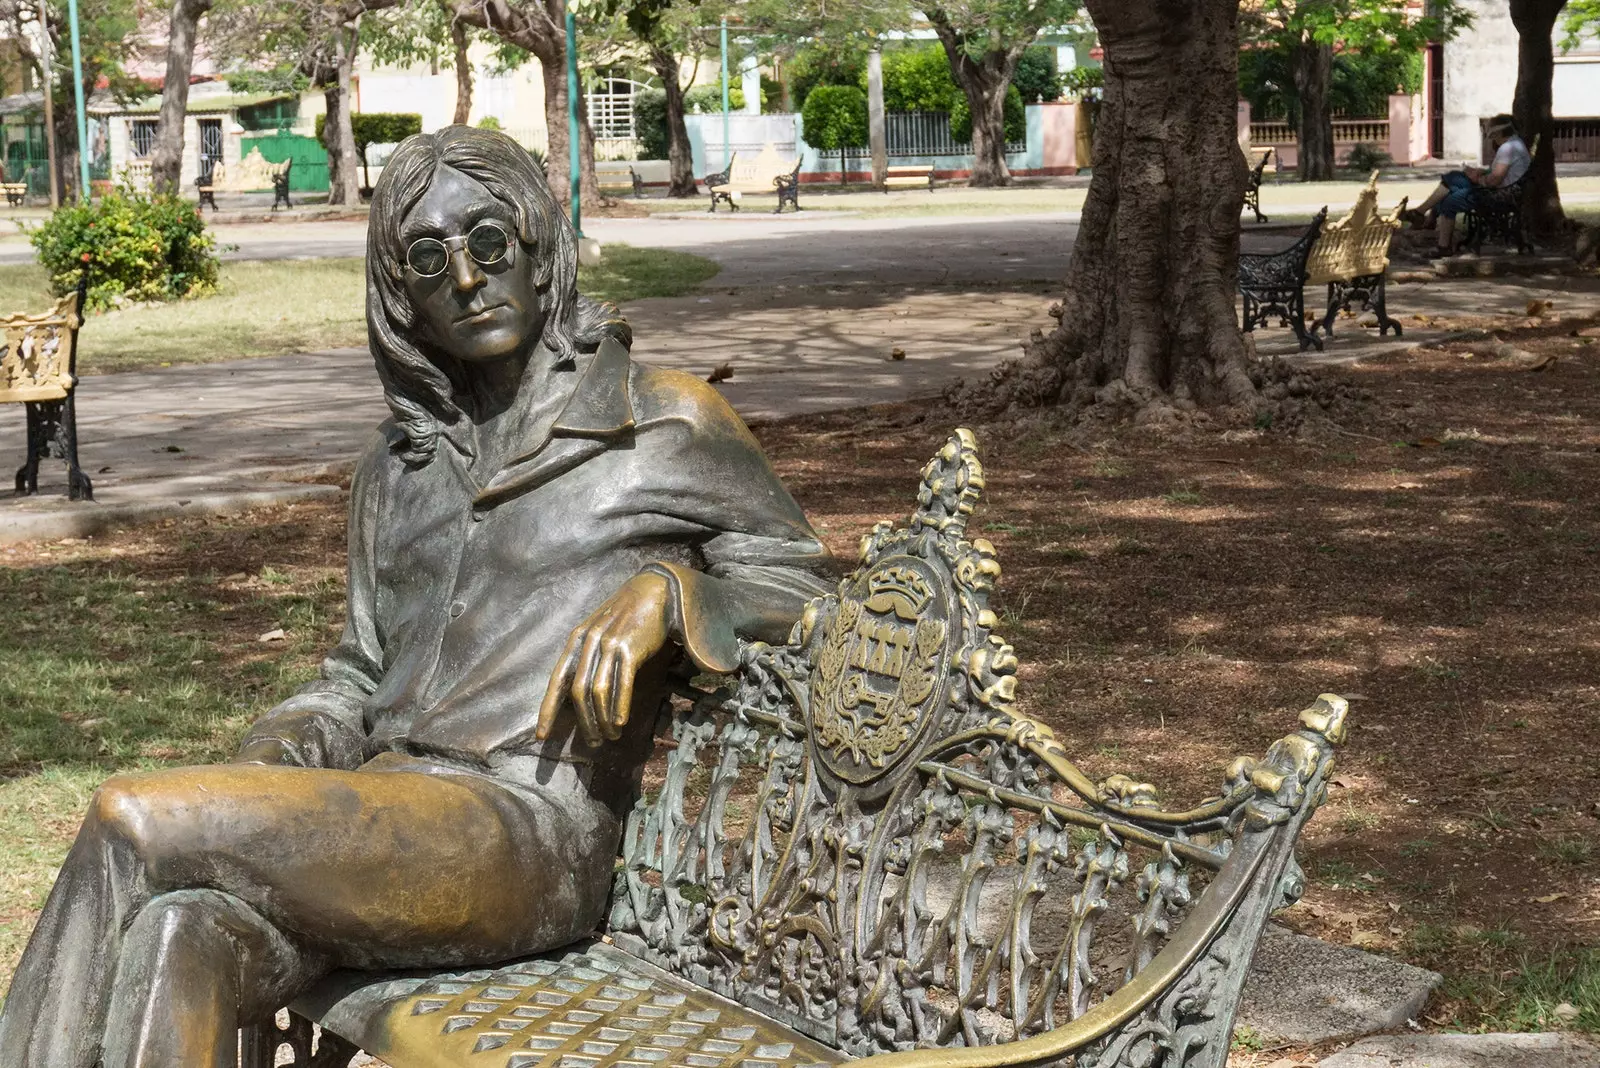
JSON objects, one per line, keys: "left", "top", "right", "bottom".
{"left": 451, "top": 16, "right": 473, "bottom": 125}
{"left": 322, "top": 26, "right": 362, "bottom": 206}
{"left": 1292, "top": 38, "right": 1334, "bottom": 182}
{"left": 1510, "top": 0, "right": 1567, "bottom": 235}
{"left": 976, "top": 0, "right": 1254, "bottom": 419}
{"left": 650, "top": 43, "right": 696, "bottom": 197}
{"left": 928, "top": 15, "right": 1022, "bottom": 187}
{"left": 149, "top": 0, "right": 213, "bottom": 194}
{"left": 541, "top": 56, "right": 605, "bottom": 210}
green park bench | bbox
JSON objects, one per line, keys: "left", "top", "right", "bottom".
{"left": 242, "top": 429, "right": 1348, "bottom": 1068}
{"left": 1, "top": 268, "right": 93, "bottom": 500}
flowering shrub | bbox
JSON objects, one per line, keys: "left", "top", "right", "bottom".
{"left": 30, "top": 189, "right": 219, "bottom": 311}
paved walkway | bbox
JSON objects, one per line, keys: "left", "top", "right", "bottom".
{"left": 3, "top": 209, "right": 1598, "bottom": 543}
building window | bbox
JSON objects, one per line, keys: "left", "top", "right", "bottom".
{"left": 129, "top": 119, "right": 157, "bottom": 158}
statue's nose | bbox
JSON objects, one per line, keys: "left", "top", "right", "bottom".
{"left": 450, "top": 247, "right": 484, "bottom": 292}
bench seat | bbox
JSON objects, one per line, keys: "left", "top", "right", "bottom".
{"left": 244, "top": 429, "right": 1346, "bottom": 1068}
{"left": 2, "top": 182, "right": 27, "bottom": 206}
{"left": 295, "top": 942, "right": 844, "bottom": 1068}
{"left": 883, "top": 166, "right": 933, "bottom": 191}
{"left": 1305, "top": 170, "right": 1405, "bottom": 339}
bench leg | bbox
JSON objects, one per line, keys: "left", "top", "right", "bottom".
{"left": 15, "top": 397, "right": 92, "bottom": 501}
{"left": 1370, "top": 273, "right": 1401, "bottom": 337}
{"left": 1289, "top": 289, "right": 1322, "bottom": 352}
{"left": 1318, "top": 282, "right": 1341, "bottom": 338}
{"left": 240, "top": 1010, "right": 361, "bottom": 1067}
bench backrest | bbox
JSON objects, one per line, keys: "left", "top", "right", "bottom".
{"left": 726, "top": 142, "right": 799, "bottom": 190}
{"left": 1, "top": 292, "right": 83, "bottom": 404}
{"left": 1306, "top": 170, "right": 1403, "bottom": 285}
{"left": 608, "top": 429, "right": 1344, "bottom": 1066}
{"left": 205, "top": 149, "right": 286, "bottom": 192}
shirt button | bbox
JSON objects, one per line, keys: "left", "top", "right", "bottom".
{"left": 449, "top": 601, "right": 466, "bottom": 619}
{"left": 471, "top": 509, "right": 486, "bottom": 523}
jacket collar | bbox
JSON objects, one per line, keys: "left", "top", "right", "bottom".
{"left": 471, "top": 337, "right": 635, "bottom": 509}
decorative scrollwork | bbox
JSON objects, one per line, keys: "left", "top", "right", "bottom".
{"left": 609, "top": 430, "right": 1348, "bottom": 1066}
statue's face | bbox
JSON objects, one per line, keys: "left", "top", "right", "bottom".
{"left": 401, "top": 165, "right": 544, "bottom": 364}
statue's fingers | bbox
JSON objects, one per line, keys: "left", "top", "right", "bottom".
{"left": 592, "top": 622, "right": 624, "bottom": 741}
{"left": 610, "top": 647, "right": 639, "bottom": 736}
{"left": 536, "top": 631, "right": 584, "bottom": 740}
{"left": 569, "top": 625, "right": 608, "bottom": 746}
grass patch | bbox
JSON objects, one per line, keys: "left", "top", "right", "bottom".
{"left": 0, "top": 244, "right": 720, "bottom": 374}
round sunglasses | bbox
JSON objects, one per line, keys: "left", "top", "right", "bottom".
{"left": 405, "top": 221, "right": 514, "bottom": 278}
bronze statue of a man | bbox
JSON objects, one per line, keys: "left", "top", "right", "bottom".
{"left": 0, "top": 126, "right": 832, "bottom": 1068}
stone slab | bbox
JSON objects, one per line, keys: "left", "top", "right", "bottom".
{"left": 1317, "top": 1032, "right": 1600, "bottom": 1068}
{"left": 1238, "top": 927, "right": 1442, "bottom": 1046}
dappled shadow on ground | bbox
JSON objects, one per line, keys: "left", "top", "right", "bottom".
{"left": 757, "top": 326, "right": 1600, "bottom": 1028}
{"left": 1, "top": 322, "right": 1597, "bottom": 1027}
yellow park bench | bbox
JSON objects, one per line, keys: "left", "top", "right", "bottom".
{"left": 883, "top": 164, "right": 934, "bottom": 191}
{"left": 2, "top": 269, "right": 92, "bottom": 499}
{"left": 1305, "top": 169, "right": 1406, "bottom": 339}
{"left": 704, "top": 143, "right": 802, "bottom": 213}
{"left": 596, "top": 161, "right": 646, "bottom": 198}
{"left": 196, "top": 149, "right": 293, "bottom": 212}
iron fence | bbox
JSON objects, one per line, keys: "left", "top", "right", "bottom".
{"left": 841, "top": 110, "right": 1024, "bottom": 158}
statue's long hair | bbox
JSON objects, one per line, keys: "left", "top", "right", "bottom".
{"left": 367, "top": 126, "right": 630, "bottom": 465}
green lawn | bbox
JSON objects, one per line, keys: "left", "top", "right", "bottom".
{"left": 0, "top": 244, "right": 720, "bottom": 375}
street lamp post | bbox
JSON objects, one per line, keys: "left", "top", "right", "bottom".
{"left": 719, "top": 17, "right": 729, "bottom": 169}
{"left": 565, "top": 5, "right": 581, "bottom": 237}
{"left": 66, "top": 0, "right": 90, "bottom": 201}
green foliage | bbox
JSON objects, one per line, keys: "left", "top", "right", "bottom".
{"left": 1561, "top": 0, "right": 1600, "bottom": 51}
{"left": 951, "top": 85, "right": 1026, "bottom": 145}
{"left": 1012, "top": 47, "right": 1061, "bottom": 104}
{"left": 879, "top": 44, "right": 962, "bottom": 112}
{"left": 30, "top": 190, "right": 219, "bottom": 312}
{"left": 685, "top": 84, "right": 747, "bottom": 113}
{"left": 1344, "top": 143, "right": 1393, "bottom": 172}
{"left": 1061, "top": 65, "right": 1103, "bottom": 97}
{"left": 223, "top": 66, "right": 311, "bottom": 95}
{"left": 634, "top": 88, "right": 669, "bottom": 160}
{"left": 476, "top": 115, "right": 503, "bottom": 130}
{"left": 1240, "top": 47, "right": 1423, "bottom": 122}
{"left": 786, "top": 43, "right": 869, "bottom": 112}
{"left": 800, "top": 84, "right": 869, "bottom": 151}
{"left": 313, "top": 112, "right": 423, "bottom": 158}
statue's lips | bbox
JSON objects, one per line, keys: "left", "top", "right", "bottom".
{"left": 456, "top": 304, "right": 507, "bottom": 325}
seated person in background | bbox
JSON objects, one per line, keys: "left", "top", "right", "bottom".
{"left": 0, "top": 125, "right": 834, "bottom": 1068}
{"left": 1403, "top": 113, "right": 1532, "bottom": 254}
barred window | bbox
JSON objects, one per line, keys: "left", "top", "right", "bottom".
{"left": 129, "top": 120, "right": 157, "bottom": 158}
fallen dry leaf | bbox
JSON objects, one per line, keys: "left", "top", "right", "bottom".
{"left": 1531, "top": 892, "right": 1570, "bottom": 904}
{"left": 889, "top": 347, "right": 907, "bottom": 361}
{"left": 258, "top": 628, "right": 287, "bottom": 643}
{"left": 706, "top": 363, "right": 734, "bottom": 383}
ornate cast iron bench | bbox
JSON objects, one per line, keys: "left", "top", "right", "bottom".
{"left": 1239, "top": 208, "right": 1328, "bottom": 353}
{"left": 196, "top": 149, "right": 293, "bottom": 212}
{"left": 243, "top": 429, "right": 1347, "bottom": 1068}
{"left": 1305, "top": 171, "right": 1405, "bottom": 340}
{"left": 1244, "top": 148, "right": 1272, "bottom": 224}
{"left": 706, "top": 144, "right": 801, "bottom": 213}
{"left": 1459, "top": 172, "right": 1533, "bottom": 256}
{"left": 2, "top": 267, "right": 92, "bottom": 500}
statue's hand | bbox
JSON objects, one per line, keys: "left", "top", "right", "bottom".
{"left": 537, "top": 571, "right": 672, "bottom": 747}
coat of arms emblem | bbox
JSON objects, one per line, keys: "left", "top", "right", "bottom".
{"left": 808, "top": 555, "right": 952, "bottom": 784}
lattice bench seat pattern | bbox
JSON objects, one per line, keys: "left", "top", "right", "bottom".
{"left": 257, "top": 429, "right": 1348, "bottom": 1068}
{"left": 1304, "top": 171, "right": 1406, "bottom": 340}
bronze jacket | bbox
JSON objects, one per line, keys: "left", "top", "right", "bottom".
{"left": 237, "top": 338, "right": 833, "bottom": 775}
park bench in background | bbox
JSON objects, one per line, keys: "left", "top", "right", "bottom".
{"left": 196, "top": 150, "right": 292, "bottom": 212}
{"left": 1306, "top": 170, "right": 1406, "bottom": 339}
{"left": 597, "top": 162, "right": 647, "bottom": 199}
{"left": 245, "top": 429, "right": 1348, "bottom": 1068}
{"left": 1459, "top": 143, "right": 1537, "bottom": 256}
{"left": 1244, "top": 148, "right": 1273, "bottom": 224}
{"left": 2, "top": 268, "right": 92, "bottom": 500}
{"left": 1240, "top": 208, "right": 1328, "bottom": 353}
{"left": 884, "top": 165, "right": 934, "bottom": 191}
{"left": 705, "top": 143, "right": 801, "bottom": 213}
{"left": 1, "top": 163, "right": 27, "bottom": 206}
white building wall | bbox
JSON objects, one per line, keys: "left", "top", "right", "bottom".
{"left": 354, "top": 43, "right": 548, "bottom": 151}
{"left": 1442, "top": 0, "right": 1518, "bottom": 162}
{"left": 1554, "top": 46, "right": 1600, "bottom": 117}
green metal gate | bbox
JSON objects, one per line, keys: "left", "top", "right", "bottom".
{"left": 241, "top": 133, "right": 329, "bottom": 192}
